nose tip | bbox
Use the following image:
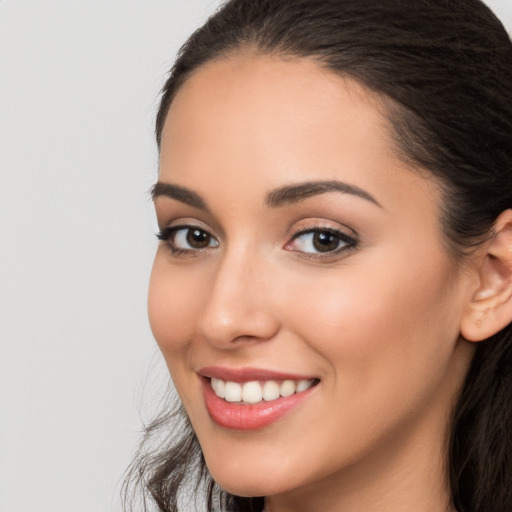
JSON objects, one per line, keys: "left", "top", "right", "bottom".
{"left": 196, "top": 258, "right": 280, "bottom": 348}
{"left": 198, "top": 308, "right": 279, "bottom": 347}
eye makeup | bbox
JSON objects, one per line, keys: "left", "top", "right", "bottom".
{"left": 156, "top": 221, "right": 359, "bottom": 262}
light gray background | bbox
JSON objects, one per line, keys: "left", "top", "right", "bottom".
{"left": 1, "top": 1, "right": 511, "bottom": 511}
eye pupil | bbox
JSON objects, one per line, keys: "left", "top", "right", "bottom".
{"left": 313, "top": 231, "right": 339, "bottom": 252}
{"left": 187, "top": 228, "right": 210, "bottom": 248}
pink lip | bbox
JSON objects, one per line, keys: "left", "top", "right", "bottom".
{"left": 199, "top": 367, "right": 319, "bottom": 431}
{"left": 198, "top": 366, "right": 316, "bottom": 383}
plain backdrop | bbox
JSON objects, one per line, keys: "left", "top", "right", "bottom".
{"left": 0, "top": 1, "right": 511, "bottom": 511}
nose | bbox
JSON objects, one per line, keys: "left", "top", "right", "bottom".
{"left": 196, "top": 249, "right": 280, "bottom": 349}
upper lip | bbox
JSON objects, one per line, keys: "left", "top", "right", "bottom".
{"left": 198, "top": 366, "right": 318, "bottom": 383}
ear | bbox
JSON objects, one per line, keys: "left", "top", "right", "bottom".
{"left": 461, "top": 209, "right": 512, "bottom": 342}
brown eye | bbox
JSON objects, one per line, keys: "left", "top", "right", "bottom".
{"left": 286, "top": 228, "right": 357, "bottom": 256}
{"left": 312, "top": 231, "right": 340, "bottom": 252}
{"left": 156, "top": 226, "right": 219, "bottom": 252}
{"left": 186, "top": 228, "right": 212, "bottom": 248}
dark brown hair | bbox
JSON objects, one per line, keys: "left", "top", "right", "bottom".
{"left": 124, "top": 1, "right": 512, "bottom": 511}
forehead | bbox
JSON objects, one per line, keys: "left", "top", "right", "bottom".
{"left": 162, "top": 55, "right": 399, "bottom": 176}
{"left": 159, "top": 53, "right": 442, "bottom": 228}
{"left": 163, "top": 53, "right": 391, "bottom": 144}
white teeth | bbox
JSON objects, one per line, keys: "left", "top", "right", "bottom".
{"left": 211, "top": 378, "right": 225, "bottom": 398}
{"left": 280, "top": 380, "right": 296, "bottom": 397}
{"left": 262, "top": 380, "right": 280, "bottom": 401}
{"left": 211, "top": 377, "right": 315, "bottom": 403}
{"left": 297, "top": 379, "right": 314, "bottom": 392}
{"left": 242, "top": 381, "right": 263, "bottom": 404}
{"left": 224, "top": 381, "right": 242, "bottom": 402}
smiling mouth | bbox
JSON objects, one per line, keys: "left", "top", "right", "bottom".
{"left": 201, "top": 375, "right": 320, "bottom": 430}
{"left": 199, "top": 367, "right": 321, "bottom": 429}
{"left": 209, "top": 377, "right": 319, "bottom": 404}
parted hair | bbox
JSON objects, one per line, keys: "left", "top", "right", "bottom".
{"left": 124, "top": 1, "right": 512, "bottom": 511}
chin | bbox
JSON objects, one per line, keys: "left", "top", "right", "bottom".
{"left": 205, "top": 455, "right": 298, "bottom": 498}
{"left": 213, "top": 474, "right": 283, "bottom": 498}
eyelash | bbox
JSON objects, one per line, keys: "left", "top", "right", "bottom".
{"left": 286, "top": 227, "right": 358, "bottom": 260}
{"left": 156, "top": 224, "right": 358, "bottom": 260}
{"left": 156, "top": 225, "right": 218, "bottom": 257}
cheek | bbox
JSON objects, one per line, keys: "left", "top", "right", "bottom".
{"left": 148, "top": 253, "right": 205, "bottom": 358}
{"left": 279, "top": 247, "right": 461, "bottom": 399}
{"left": 147, "top": 255, "right": 211, "bottom": 427}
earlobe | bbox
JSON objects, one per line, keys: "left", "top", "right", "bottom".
{"left": 461, "top": 210, "right": 512, "bottom": 342}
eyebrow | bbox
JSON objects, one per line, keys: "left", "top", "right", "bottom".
{"left": 266, "top": 180, "right": 381, "bottom": 208}
{"left": 151, "top": 182, "right": 209, "bottom": 211}
{"left": 151, "top": 178, "right": 381, "bottom": 211}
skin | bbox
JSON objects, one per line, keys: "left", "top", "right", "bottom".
{"left": 149, "top": 54, "right": 480, "bottom": 512}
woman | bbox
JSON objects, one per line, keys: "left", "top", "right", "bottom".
{"left": 124, "top": 1, "right": 512, "bottom": 511}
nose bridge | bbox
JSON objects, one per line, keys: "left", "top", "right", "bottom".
{"left": 197, "top": 244, "right": 279, "bottom": 347}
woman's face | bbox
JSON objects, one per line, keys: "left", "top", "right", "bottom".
{"left": 149, "top": 55, "right": 476, "bottom": 502}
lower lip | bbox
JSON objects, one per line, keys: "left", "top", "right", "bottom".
{"left": 202, "top": 378, "right": 317, "bottom": 431}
